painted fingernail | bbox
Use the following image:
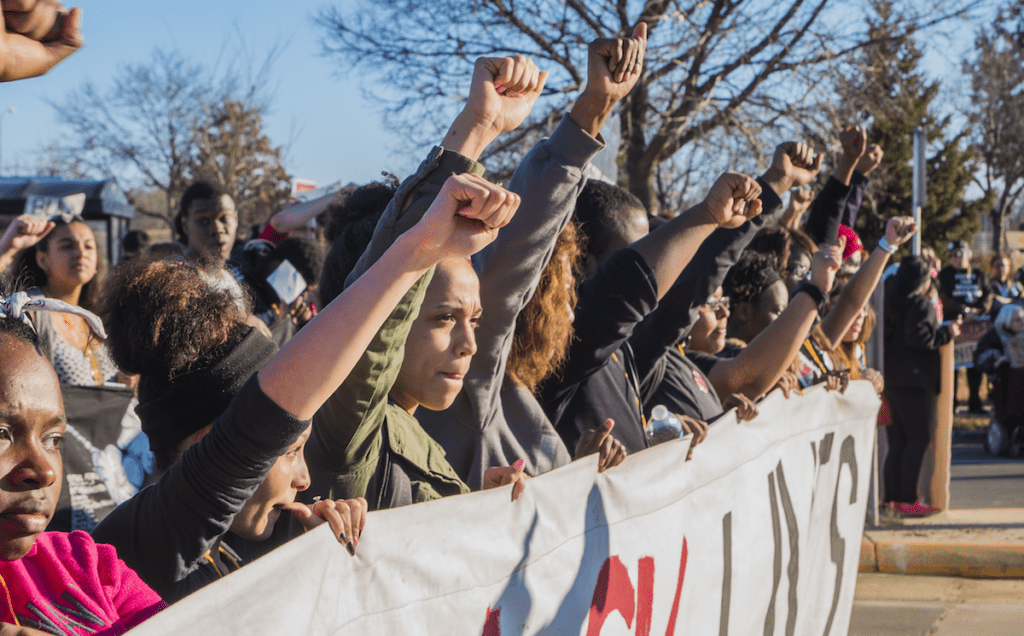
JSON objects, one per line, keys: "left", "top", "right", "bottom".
{"left": 513, "top": 458, "right": 525, "bottom": 472}
{"left": 346, "top": 541, "right": 356, "bottom": 556}
{"left": 340, "top": 530, "right": 348, "bottom": 544}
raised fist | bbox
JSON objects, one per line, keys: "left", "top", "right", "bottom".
{"left": 584, "top": 22, "right": 648, "bottom": 101}
{"left": 0, "top": 3, "right": 82, "bottom": 82}
{"left": 839, "top": 126, "right": 867, "bottom": 162}
{"left": 702, "top": 172, "right": 763, "bottom": 229}
{"left": 857, "top": 144, "right": 884, "bottom": 176}
{"left": 410, "top": 173, "right": 521, "bottom": 263}
{"left": 465, "top": 55, "right": 547, "bottom": 135}
{"left": 772, "top": 141, "right": 823, "bottom": 189}
{"left": 884, "top": 216, "right": 917, "bottom": 248}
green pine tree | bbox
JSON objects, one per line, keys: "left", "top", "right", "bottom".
{"left": 841, "top": 0, "right": 984, "bottom": 261}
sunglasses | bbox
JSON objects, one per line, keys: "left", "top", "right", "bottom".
{"left": 705, "top": 296, "right": 730, "bottom": 313}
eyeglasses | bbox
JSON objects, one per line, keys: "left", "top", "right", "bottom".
{"left": 785, "top": 264, "right": 811, "bottom": 280}
{"left": 705, "top": 296, "right": 730, "bottom": 313}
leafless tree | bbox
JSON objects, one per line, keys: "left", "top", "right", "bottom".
{"left": 964, "top": 0, "right": 1024, "bottom": 253}
{"left": 317, "top": 0, "right": 976, "bottom": 213}
{"left": 191, "top": 100, "right": 292, "bottom": 234}
{"left": 47, "top": 42, "right": 290, "bottom": 234}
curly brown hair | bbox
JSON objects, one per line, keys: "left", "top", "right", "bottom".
{"left": 99, "top": 257, "right": 250, "bottom": 380}
{"left": 506, "top": 220, "right": 583, "bottom": 394}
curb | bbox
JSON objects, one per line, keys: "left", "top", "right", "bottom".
{"left": 859, "top": 535, "right": 1024, "bottom": 578}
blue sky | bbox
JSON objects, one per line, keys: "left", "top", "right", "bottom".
{"left": 2, "top": 0, "right": 410, "bottom": 188}
{"left": 1, "top": 1, "right": 990, "bottom": 191}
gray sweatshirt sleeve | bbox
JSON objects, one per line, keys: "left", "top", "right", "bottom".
{"left": 419, "top": 116, "right": 603, "bottom": 485}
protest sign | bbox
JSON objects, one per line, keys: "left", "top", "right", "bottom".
{"left": 129, "top": 382, "right": 878, "bottom": 636}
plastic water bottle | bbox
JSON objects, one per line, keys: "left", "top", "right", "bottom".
{"left": 647, "top": 405, "right": 684, "bottom": 446}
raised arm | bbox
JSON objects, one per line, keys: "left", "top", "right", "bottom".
{"left": 259, "top": 174, "right": 521, "bottom": 421}
{"left": 820, "top": 217, "right": 917, "bottom": 348}
{"left": 803, "top": 126, "right": 866, "bottom": 245}
{"left": 0, "top": 214, "right": 54, "bottom": 271}
{"left": 632, "top": 172, "right": 764, "bottom": 302}
{"left": 630, "top": 142, "right": 822, "bottom": 377}
{"left": 843, "top": 144, "right": 882, "bottom": 227}
{"left": 707, "top": 241, "right": 844, "bottom": 399}
{"left": 340, "top": 56, "right": 546, "bottom": 289}
{"left": 267, "top": 193, "right": 337, "bottom": 235}
{"left": 0, "top": 3, "right": 82, "bottom": 82}
{"left": 466, "top": 27, "right": 648, "bottom": 417}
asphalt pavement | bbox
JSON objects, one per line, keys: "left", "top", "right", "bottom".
{"left": 849, "top": 573, "right": 1024, "bottom": 635}
{"left": 951, "top": 435, "right": 1024, "bottom": 509}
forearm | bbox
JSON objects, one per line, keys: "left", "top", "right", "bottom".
{"left": 630, "top": 203, "right": 719, "bottom": 301}
{"left": 441, "top": 111, "right": 500, "bottom": 162}
{"left": 568, "top": 90, "right": 617, "bottom": 138}
{"left": 820, "top": 246, "right": 889, "bottom": 347}
{"left": 803, "top": 175, "right": 851, "bottom": 245}
{"left": 834, "top": 155, "right": 858, "bottom": 187}
{"left": 0, "top": 248, "right": 15, "bottom": 273}
{"left": 260, "top": 235, "right": 433, "bottom": 420}
{"left": 269, "top": 199, "right": 330, "bottom": 233}
{"left": 708, "top": 294, "right": 818, "bottom": 399}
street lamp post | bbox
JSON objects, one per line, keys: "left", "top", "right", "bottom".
{"left": 0, "top": 107, "right": 16, "bottom": 176}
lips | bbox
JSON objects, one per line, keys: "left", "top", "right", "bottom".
{"left": 0, "top": 502, "right": 50, "bottom": 533}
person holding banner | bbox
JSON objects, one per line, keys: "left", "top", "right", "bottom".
{"left": 0, "top": 282, "right": 166, "bottom": 634}
{"left": 884, "top": 256, "right": 961, "bottom": 514}
{"left": 92, "top": 172, "right": 522, "bottom": 602}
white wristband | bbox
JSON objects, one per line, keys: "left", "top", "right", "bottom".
{"left": 877, "top": 236, "right": 897, "bottom": 254}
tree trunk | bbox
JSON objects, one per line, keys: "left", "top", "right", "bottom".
{"left": 991, "top": 209, "right": 1004, "bottom": 255}
{"left": 619, "top": 81, "right": 658, "bottom": 214}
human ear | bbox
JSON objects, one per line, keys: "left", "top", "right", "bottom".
{"left": 35, "top": 248, "right": 51, "bottom": 275}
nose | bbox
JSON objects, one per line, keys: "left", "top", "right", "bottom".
{"left": 293, "top": 456, "right": 311, "bottom": 492}
{"left": 716, "top": 304, "right": 730, "bottom": 319}
{"left": 455, "top": 322, "right": 478, "bottom": 358}
{"left": 11, "top": 444, "right": 57, "bottom": 490}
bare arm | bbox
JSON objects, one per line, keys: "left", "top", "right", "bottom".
{"left": 820, "top": 217, "right": 917, "bottom": 348}
{"left": 708, "top": 243, "right": 843, "bottom": 399}
{"left": 258, "top": 174, "right": 521, "bottom": 420}
{"left": 267, "top": 194, "right": 336, "bottom": 234}
{"left": 632, "top": 172, "right": 763, "bottom": 301}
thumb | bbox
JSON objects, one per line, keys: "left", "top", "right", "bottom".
{"left": 510, "top": 458, "right": 526, "bottom": 502}
{"left": 60, "top": 7, "right": 84, "bottom": 49}
{"left": 632, "top": 21, "right": 648, "bottom": 42}
{"left": 279, "top": 501, "right": 314, "bottom": 524}
{"left": 594, "top": 418, "right": 614, "bottom": 444}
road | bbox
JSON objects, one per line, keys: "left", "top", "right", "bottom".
{"left": 849, "top": 573, "right": 1024, "bottom": 635}
{"left": 950, "top": 435, "right": 1024, "bottom": 508}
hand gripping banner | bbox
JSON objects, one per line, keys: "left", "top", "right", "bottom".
{"left": 128, "top": 382, "right": 879, "bottom": 636}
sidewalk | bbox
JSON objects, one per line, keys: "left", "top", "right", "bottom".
{"left": 860, "top": 508, "right": 1024, "bottom": 578}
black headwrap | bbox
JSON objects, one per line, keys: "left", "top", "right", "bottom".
{"left": 135, "top": 327, "right": 278, "bottom": 452}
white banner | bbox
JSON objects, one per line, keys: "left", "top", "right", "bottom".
{"left": 128, "top": 382, "right": 878, "bottom": 636}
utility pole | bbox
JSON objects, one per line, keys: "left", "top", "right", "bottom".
{"left": 0, "top": 107, "right": 16, "bottom": 175}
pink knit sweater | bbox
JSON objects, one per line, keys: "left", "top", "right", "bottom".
{"left": 0, "top": 531, "right": 165, "bottom": 634}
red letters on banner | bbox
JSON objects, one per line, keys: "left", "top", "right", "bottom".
{"left": 481, "top": 539, "right": 689, "bottom": 635}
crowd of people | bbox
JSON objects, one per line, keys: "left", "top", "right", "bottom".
{"left": 0, "top": 3, "right": 1002, "bottom": 633}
